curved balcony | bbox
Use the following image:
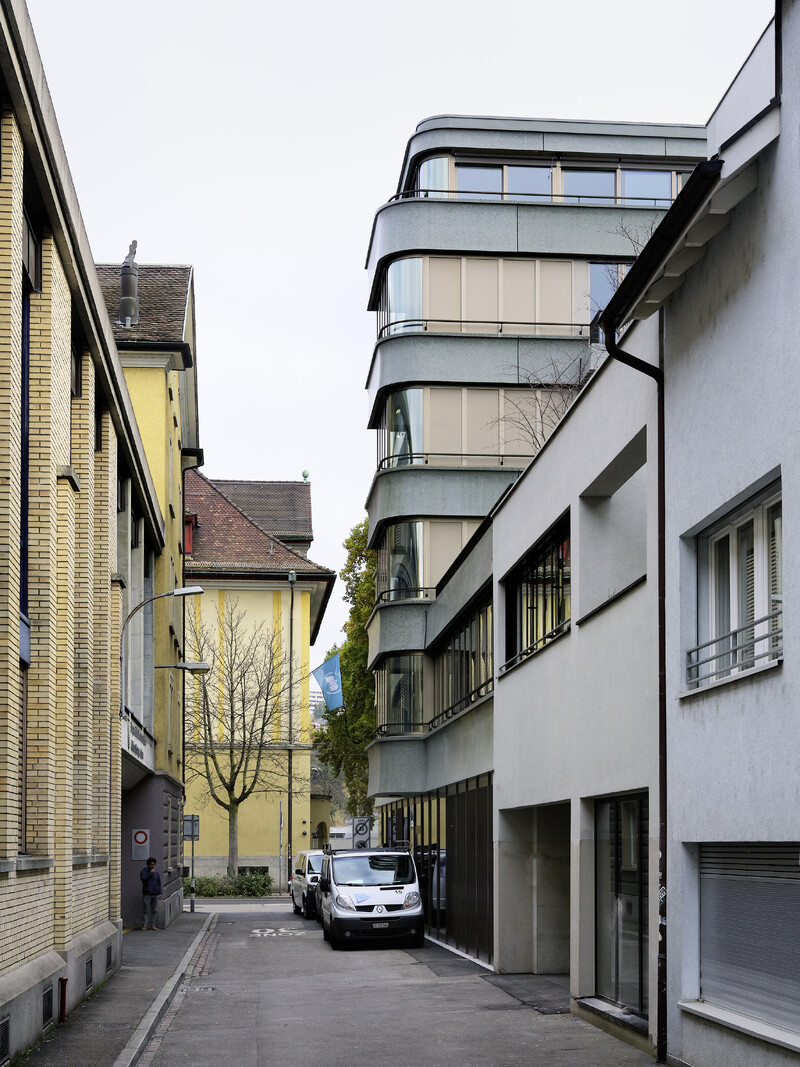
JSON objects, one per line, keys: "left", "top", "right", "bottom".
{"left": 367, "top": 330, "right": 594, "bottom": 425}
{"left": 366, "top": 196, "right": 664, "bottom": 300}
{"left": 366, "top": 597, "right": 429, "bottom": 671}
{"left": 366, "top": 464, "right": 521, "bottom": 547}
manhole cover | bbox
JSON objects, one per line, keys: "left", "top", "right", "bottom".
{"left": 98, "top": 1022, "right": 135, "bottom": 1031}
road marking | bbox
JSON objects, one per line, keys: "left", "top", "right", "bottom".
{"left": 249, "top": 927, "right": 313, "bottom": 938}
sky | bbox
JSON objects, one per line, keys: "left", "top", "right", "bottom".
{"left": 25, "top": 0, "right": 774, "bottom": 659}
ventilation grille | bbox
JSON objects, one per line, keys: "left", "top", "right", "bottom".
{"left": 106, "top": 943, "right": 113, "bottom": 972}
{"left": 42, "top": 986, "right": 53, "bottom": 1026}
{"left": 85, "top": 958, "right": 93, "bottom": 990}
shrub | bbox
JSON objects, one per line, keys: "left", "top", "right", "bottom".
{"left": 183, "top": 870, "right": 273, "bottom": 897}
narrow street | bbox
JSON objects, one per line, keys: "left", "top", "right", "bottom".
{"left": 138, "top": 901, "right": 652, "bottom": 1067}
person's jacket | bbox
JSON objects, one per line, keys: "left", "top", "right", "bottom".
{"left": 140, "top": 867, "right": 163, "bottom": 896}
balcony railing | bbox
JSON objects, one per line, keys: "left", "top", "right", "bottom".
{"left": 377, "top": 316, "right": 593, "bottom": 341}
{"left": 390, "top": 189, "right": 674, "bottom": 207}
{"left": 377, "top": 450, "right": 534, "bottom": 471}
{"left": 429, "top": 678, "right": 493, "bottom": 731}
{"left": 375, "top": 585, "right": 437, "bottom": 604}
{"left": 499, "top": 618, "right": 571, "bottom": 674}
{"left": 375, "top": 718, "right": 426, "bottom": 737}
{"left": 686, "top": 609, "right": 783, "bottom": 689}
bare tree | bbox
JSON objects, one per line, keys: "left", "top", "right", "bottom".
{"left": 184, "top": 597, "right": 305, "bottom": 877}
{"left": 490, "top": 351, "right": 593, "bottom": 455}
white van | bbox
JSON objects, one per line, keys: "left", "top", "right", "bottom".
{"left": 290, "top": 849, "right": 324, "bottom": 918}
{"left": 318, "top": 848, "right": 424, "bottom": 949}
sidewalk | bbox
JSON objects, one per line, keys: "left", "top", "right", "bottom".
{"left": 23, "top": 911, "right": 211, "bottom": 1067}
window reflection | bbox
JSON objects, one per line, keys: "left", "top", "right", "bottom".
{"left": 378, "top": 257, "right": 423, "bottom": 336}
{"left": 376, "top": 521, "right": 424, "bottom": 601}
{"left": 563, "top": 170, "right": 615, "bottom": 205}
{"left": 456, "top": 165, "right": 503, "bottom": 200}
{"left": 375, "top": 654, "right": 424, "bottom": 734}
{"left": 621, "top": 169, "right": 671, "bottom": 207}
{"left": 378, "top": 389, "right": 423, "bottom": 468}
{"left": 507, "top": 166, "right": 551, "bottom": 201}
{"left": 417, "top": 156, "right": 449, "bottom": 198}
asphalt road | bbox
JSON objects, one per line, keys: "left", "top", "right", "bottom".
{"left": 139, "top": 900, "right": 652, "bottom": 1067}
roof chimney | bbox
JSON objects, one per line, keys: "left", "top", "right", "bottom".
{"left": 118, "top": 240, "right": 139, "bottom": 326}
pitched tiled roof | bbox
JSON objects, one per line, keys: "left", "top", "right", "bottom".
{"left": 95, "top": 263, "right": 192, "bottom": 344}
{"left": 184, "top": 470, "right": 326, "bottom": 576}
{"left": 210, "top": 479, "right": 313, "bottom": 543}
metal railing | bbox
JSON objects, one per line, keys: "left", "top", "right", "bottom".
{"left": 377, "top": 316, "right": 593, "bottom": 341}
{"left": 429, "top": 679, "right": 494, "bottom": 730}
{"left": 375, "top": 718, "right": 426, "bottom": 737}
{"left": 499, "top": 618, "right": 571, "bottom": 673}
{"left": 376, "top": 451, "right": 534, "bottom": 471}
{"left": 375, "top": 585, "right": 437, "bottom": 604}
{"left": 686, "top": 609, "right": 783, "bottom": 689}
{"left": 390, "top": 188, "right": 674, "bottom": 207}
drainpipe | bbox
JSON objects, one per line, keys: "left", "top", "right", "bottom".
{"left": 602, "top": 321, "right": 667, "bottom": 1063}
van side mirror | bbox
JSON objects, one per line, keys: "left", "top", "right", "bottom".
{"left": 319, "top": 877, "right": 330, "bottom": 892}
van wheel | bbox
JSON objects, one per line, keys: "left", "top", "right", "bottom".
{"left": 409, "top": 930, "right": 425, "bottom": 949}
{"left": 328, "top": 925, "right": 340, "bottom": 950}
{"left": 303, "top": 895, "right": 315, "bottom": 920}
{"left": 322, "top": 920, "right": 329, "bottom": 941}
{"left": 292, "top": 893, "right": 301, "bottom": 915}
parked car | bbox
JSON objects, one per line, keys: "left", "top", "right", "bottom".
{"left": 318, "top": 848, "right": 424, "bottom": 949}
{"left": 290, "top": 849, "right": 325, "bottom": 918}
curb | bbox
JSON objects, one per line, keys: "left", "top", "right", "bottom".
{"left": 112, "top": 912, "right": 214, "bottom": 1067}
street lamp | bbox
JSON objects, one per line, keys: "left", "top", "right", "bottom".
{"left": 120, "top": 586, "right": 204, "bottom": 718}
{"left": 287, "top": 570, "right": 296, "bottom": 890}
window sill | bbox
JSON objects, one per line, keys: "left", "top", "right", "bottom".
{"left": 679, "top": 999, "right": 800, "bottom": 1054}
{"left": 16, "top": 855, "right": 55, "bottom": 871}
{"left": 679, "top": 656, "right": 782, "bottom": 700}
{"left": 498, "top": 623, "right": 570, "bottom": 679}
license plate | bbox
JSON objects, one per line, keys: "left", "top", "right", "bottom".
{"left": 373, "top": 922, "right": 389, "bottom": 929}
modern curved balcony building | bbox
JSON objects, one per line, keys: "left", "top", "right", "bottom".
{"left": 363, "top": 114, "right": 705, "bottom": 962}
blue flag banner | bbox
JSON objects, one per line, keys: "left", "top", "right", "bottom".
{"left": 312, "top": 653, "right": 344, "bottom": 711}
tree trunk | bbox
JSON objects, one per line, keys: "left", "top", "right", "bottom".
{"left": 228, "top": 802, "right": 238, "bottom": 879}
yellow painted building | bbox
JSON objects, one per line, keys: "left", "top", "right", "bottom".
{"left": 0, "top": 5, "right": 188, "bottom": 1061}
{"left": 183, "top": 471, "right": 334, "bottom": 885}
{"left": 95, "top": 261, "right": 202, "bottom": 929}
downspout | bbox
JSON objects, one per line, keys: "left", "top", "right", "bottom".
{"left": 602, "top": 321, "right": 667, "bottom": 1063}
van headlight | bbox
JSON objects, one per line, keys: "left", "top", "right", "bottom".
{"left": 403, "top": 891, "right": 421, "bottom": 909}
{"left": 335, "top": 893, "right": 356, "bottom": 911}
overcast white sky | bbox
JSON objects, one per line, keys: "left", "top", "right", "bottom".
{"left": 26, "top": 0, "right": 774, "bottom": 658}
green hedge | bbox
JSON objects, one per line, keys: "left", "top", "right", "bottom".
{"left": 183, "top": 870, "right": 273, "bottom": 897}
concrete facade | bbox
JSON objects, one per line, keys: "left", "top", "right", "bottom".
{"left": 364, "top": 113, "right": 706, "bottom": 973}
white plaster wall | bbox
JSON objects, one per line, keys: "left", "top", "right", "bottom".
{"left": 655, "top": 5, "right": 800, "bottom": 1062}
{"left": 491, "top": 349, "right": 660, "bottom": 1011}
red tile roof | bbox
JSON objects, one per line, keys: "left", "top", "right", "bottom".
{"left": 184, "top": 470, "right": 327, "bottom": 576}
{"left": 95, "top": 263, "right": 192, "bottom": 344}
{"left": 211, "top": 479, "right": 313, "bottom": 543}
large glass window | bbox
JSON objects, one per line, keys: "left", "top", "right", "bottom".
{"left": 416, "top": 156, "right": 449, "bottom": 198}
{"left": 563, "top": 169, "right": 615, "bottom": 205}
{"left": 620, "top": 169, "right": 671, "bottom": 207}
{"left": 503, "top": 514, "right": 570, "bottom": 670}
{"left": 378, "top": 257, "right": 423, "bottom": 337}
{"left": 377, "top": 389, "right": 423, "bottom": 468}
{"left": 375, "top": 522, "right": 425, "bottom": 602}
{"left": 688, "top": 488, "right": 782, "bottom": 688}
{"left": 432, "top": 597, "right": 493, "bottom": 727}
{"left": 375, "top": 654, "right": 424, "bottom": 735}
{"left": 507, "top": 166, "right": 551, "bottom": 201}
{"left": 596, "top": 795, "right": 648, "bottom": 1016}
{"left": 456, "top": 165, "right": 502, "bottom": 200}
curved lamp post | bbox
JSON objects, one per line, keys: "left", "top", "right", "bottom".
{"left": 120, "top": 585, "right": 204, "bottom": 718}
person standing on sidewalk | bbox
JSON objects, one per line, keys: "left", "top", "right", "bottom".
{"left": 140, "top": 857, "right": 163, "bottom": 930}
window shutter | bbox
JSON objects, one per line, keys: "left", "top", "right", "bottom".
{"left": 700, "top": 844, "right": 800, "bottom": 1032}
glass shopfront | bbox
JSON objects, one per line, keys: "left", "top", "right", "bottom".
{"left": 380, "top": 774, "right": 493, "bottom": 963}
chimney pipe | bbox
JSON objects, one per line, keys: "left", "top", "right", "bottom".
{"left": 118, "top": 240, "right": 139, "bottom": 326}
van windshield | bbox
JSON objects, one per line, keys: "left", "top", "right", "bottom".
{"left": 333, "top": 854, "right": 414, "bottom": 886}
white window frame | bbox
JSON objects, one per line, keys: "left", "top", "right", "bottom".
{"left": 689, "top": 487, "right": 782, "bottom": 689}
